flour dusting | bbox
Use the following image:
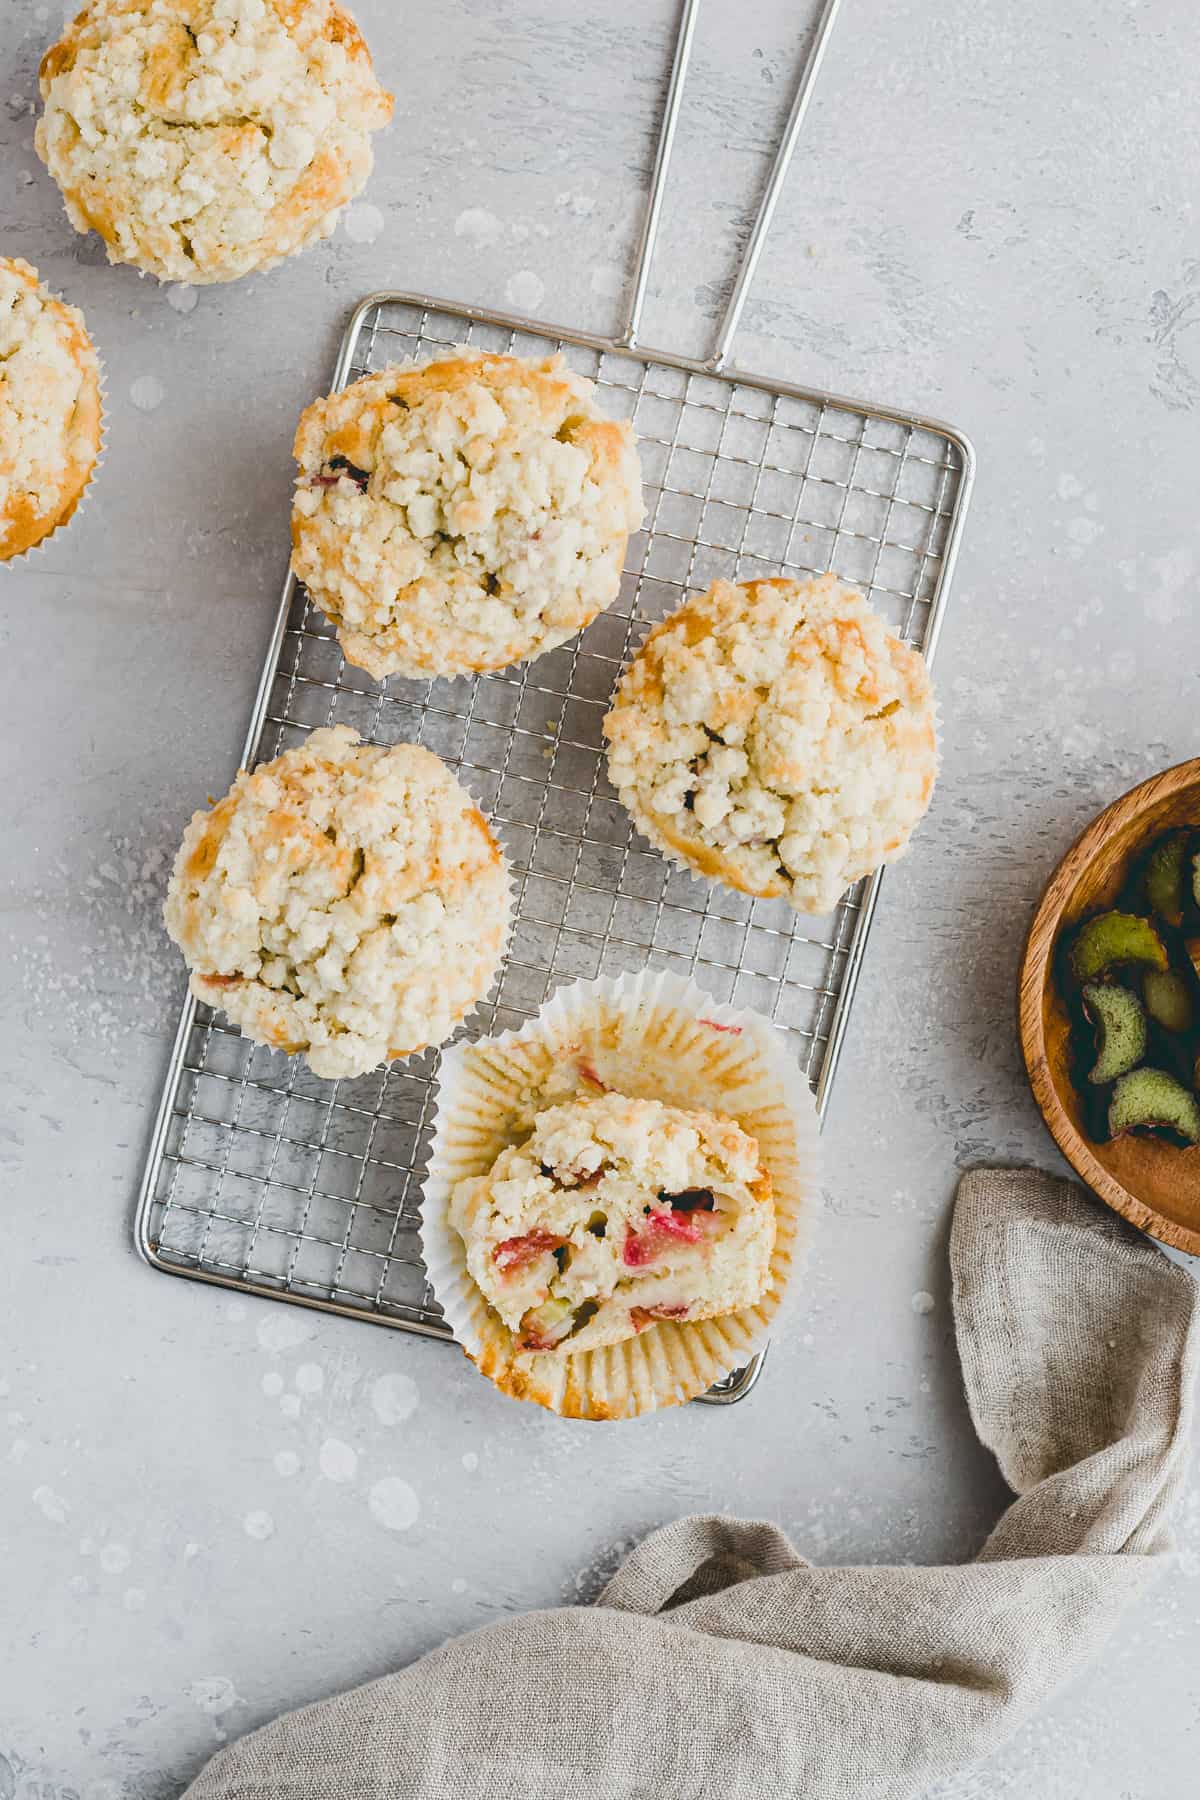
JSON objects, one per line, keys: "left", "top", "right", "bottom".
{"left": 368, "top": 1476, "right": 419, "bottom": 1531}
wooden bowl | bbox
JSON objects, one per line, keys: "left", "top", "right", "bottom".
{"left": 1019, "top": 757, "right": 1200, "bottom": 1257}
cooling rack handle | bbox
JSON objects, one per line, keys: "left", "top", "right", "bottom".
{"left": 621, "top": 0, "right": 845, "bottom": 371}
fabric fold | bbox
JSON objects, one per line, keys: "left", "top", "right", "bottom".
{"left": 184, "top": 1169, "right": 1197, "bottom": 1800}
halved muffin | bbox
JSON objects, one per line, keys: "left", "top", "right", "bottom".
{"left": 449, "top": 1091, "right": 774, "bottom": 1356}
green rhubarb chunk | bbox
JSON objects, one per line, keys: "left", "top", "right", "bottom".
{"left": 1069, "top": 911, "right": 1168, "bottom": 984}
{"left": 1144, "top": 830, "right": 1190, "bottom": 926}
{"left": 1143, "top": 967, "right": 1195, "bottom": 1033}
{"left": 1082, "top": 983, "right": 1147, "bottom": 1083}
{"left": 518, "top": 1296, "right": 574, "bottom": 1350}
{"left": 1107, "top": 1068, "right": 1200, "bottom": 1145}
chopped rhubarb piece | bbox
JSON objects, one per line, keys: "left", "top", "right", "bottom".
{"left": 577, "top": 1060, "right": 608, "bottom": 1091}
{"left": 517, "top": 1297, "right": 574, "bottom": 1351}
{"left": 659, "top": 1187, "right": 715, "bottom": 1212}
{"left": 623, "top": 1207, "right": 705, "bottom": 1266}
{"left": 328, "top": 454, "right": 370, "bottom": 490}
{"left": 307, "top": 454, "right": 370, "bottom": 492}
{"left": 698, "top": 1017, "right": 742, "bottom": 1034}
{"left": 201, "top": 972, "right": 243, "bottom": 988}
{"left": 492, "top": 1229, "right": 565, "bottom": 1274}
{"left": 630, "top": 1302, "right": 691, "bottom": 1330}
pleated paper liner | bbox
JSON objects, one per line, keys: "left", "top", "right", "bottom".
{"left": 421, "top": 969, "right": 819, "bottom": 1420}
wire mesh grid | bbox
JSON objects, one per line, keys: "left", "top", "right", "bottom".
{"left": 136, "top": 291, "right": 971, "bottom": 1404}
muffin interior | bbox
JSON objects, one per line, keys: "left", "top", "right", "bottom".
{"left": 449, "top": 1091, "right": 775, "bottom": 1356}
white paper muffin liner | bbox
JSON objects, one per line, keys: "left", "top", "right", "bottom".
{"left": 421, "top": 969, "right": 819, "bottom": 1420}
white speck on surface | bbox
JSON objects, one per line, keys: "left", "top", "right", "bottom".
{"left": 166, "top": 284, "right": 198, "bottom": 315}
{"left": 911, "top": 1291, "right": 936, "bottom": 1315}
{"left": 123, "top": 1586, "right": 147, "bottom": 1613}
{"left": 189, "top": 1675, "right": 240, "bottom": 1717}
{"left": 368, "top": 1477, "right": 419, "bottom": 1532}
{"left": 504, "top": 269, "right": 545, "bottom": 313}
{"left": 99, "top": 1542, "right": 131, "bottom": 1574}
{"left": 256, "top": 1313, "right": 315, "bottom": 1355}
{"left": 1066, "top": 516, "right": 1101, "bottom": 546}
{"left": 10, "top": 1437, "right": 29, "bottom": 1462}
{"left": 454, "top": 207, "right": 501, "bottom": 247}
{"left": 260, "top": 1371, "right": 284, "bottom": 1397}
{"left": 451, "top": 1577, "right": 467, "bottom": 1594}
{"left": 183, "top": 1541, "right": 201, "bottom": 1560}
{"left": 461, "top": 1451, "right": 479, "bottom": 1472}
{"left": 342, "top": 200, "right": 385, "bottom": 244}
{"left": 130, "top": 374, "right": 164, "bottom": 412}
{"left": 243, "top": 1509, "right": 275, "bottom": 1541}
{"left": 33, "top": 1485, "right": 69, "bottom": 1523}
{"left": 370, "top": 1372, "right": 419, "bottom": 1425}
{"left": 280, "top": 1393, "right": 302, "bottom": 1418}
{"left": 319, "top": 1438, "right": 358, "bottom": 1484}
{"left": 80, "top": 1536, "right": 96, "bottom": 1556}
{"left": 1144, "top": 545, "right": 1194, "bottom": 623}
{"left": 295, "top": 1362, "right": 324, "bottom": 1395}
{"left": 273, "top": 1450, "right": 301, "bottom": 1477}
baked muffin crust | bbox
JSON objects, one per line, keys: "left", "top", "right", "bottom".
{"left": 164, "top": 726, "right": 510, "bottom": 1078}
{"left": 0, "top": 257, "right": 102, "bottom": 562}
{"left": 290, "top": 349, "right": 644, "bottom": 679}
{"left": 36, "top": 0, "right": 393, "bottom": 284}
{"left": 603, "top": 574, "right": 938, "bottom": 914}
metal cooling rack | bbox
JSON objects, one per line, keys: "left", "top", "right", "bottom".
{"left": 134, "top": 0, "right": 975, "bottom": 1406}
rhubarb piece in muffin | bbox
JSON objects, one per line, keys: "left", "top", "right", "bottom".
{"left": 163, "top": 726, "right": 510, "bottom": 1079}
{"left": 36, "top": 0, "right": 393, "bottom": 285}
{"left": 449, "top": 1092, "right": 774, "bottom": 1356}
{"left": 603, "top": 574, "right": 938, "bottom": 915}
{"left": 0, "top": 258, "right": 102, "bottom": 562}
{"left": 290, "top": 348, "right": 644, "bottom": 679}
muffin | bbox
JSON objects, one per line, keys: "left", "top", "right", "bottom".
{"left": 163, "top": 726, "right": 510, "bottom": 1079}
{"left": 603, "top": 574, "right": 938, "bottom": 915}
{"left": 449, "top": 1092, "right": 775, "bottom": 1357}
{"left": 0, "top": 258, "right": 103, "bottom": 563}
{"left": 421, "top": 968, "right": 818, "bottom": 1417}
{"left": 36, "top": 0, "right": 393, "bottom": 285}
{"left": 290, "top": 348, "right": 644, "bottom": 679}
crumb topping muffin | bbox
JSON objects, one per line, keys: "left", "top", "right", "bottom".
{"left": 449, "top": 1091, "right": 774, "bottom": 1356}
{"left": 0, "top": 257, "right": 102, "bottom": 562}
{"left": 164, "top": 725, "right": 510, "bottom": 1078}
{"left": 36, "top": 0, "right": 393, "bottom": 285}
{"left": 290, "top": 348, "right": 644, "bottom": 679}
{"left": 603, "top": 574, "right": 938, "bottom": 914}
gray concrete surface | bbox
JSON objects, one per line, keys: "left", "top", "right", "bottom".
{"left": 2, "top": 1, "right": 1198, "bottom": 1795}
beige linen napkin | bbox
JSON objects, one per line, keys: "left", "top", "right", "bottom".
{"left": 185, "top": 1169, "right": 1197, "bottom": 1800}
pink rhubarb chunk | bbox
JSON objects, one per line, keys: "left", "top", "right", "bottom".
{"left": 623, "top": 1208, "right": 705, "bottom": 1267}
{"left": 630, "top": 1302, "right": 691, "bottom": 1331}
{"left": 493, "top": 1229, "right": 565, "bottom": 1274}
